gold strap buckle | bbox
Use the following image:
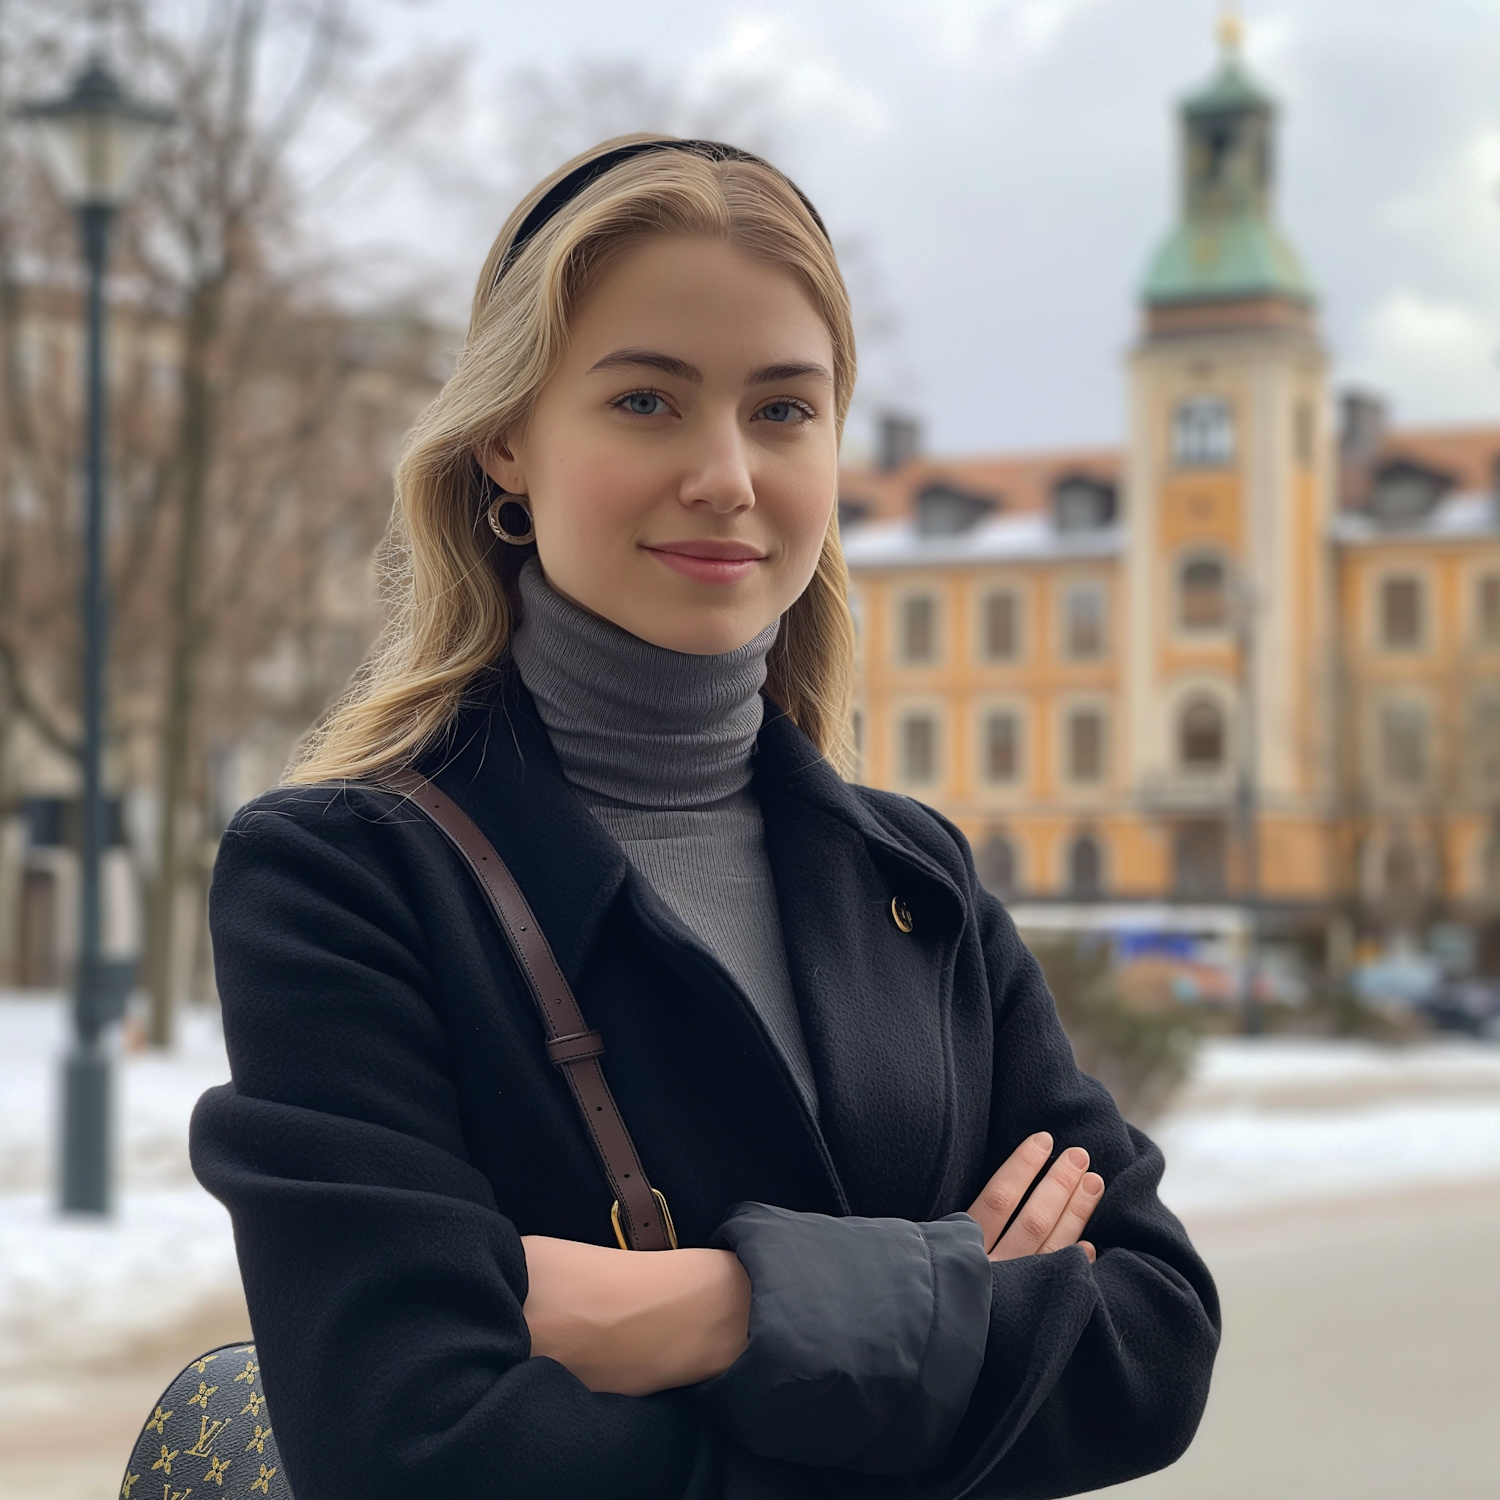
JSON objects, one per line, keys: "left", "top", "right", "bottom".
{"left": 611, "top": 1188, "right": 678, "bottom": 1251}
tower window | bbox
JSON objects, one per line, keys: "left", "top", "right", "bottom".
{"left": 1180, "top": 699, "right": 1226, "bottom": 768}
{"left": 900, "top": 712, "right": 938, "bottom": 783}
{"left": 1067, "top": 835, "right": 1103, "bottom": 899}
{"left": 1180, "top": 556, "right": 1228, "bottom": 630}
{"left": 981, "top": 589, "right": 1020, "bottom": 660}
{"left": 1294, "top": 400, "right": 1316, "bottom": 468}
{"left": 1379, "top": 576, "right": 1423, "bottom": 650}
{"left": 1172, "top": 396, "right": 1234, "bottom": 468}
{"left": 899, "top": 594, "right": 938, "bottom": 662}
{"left": 1063, "top": 583, "right": 1106, "bottom": 659}
{"left": 983, "top": 711, "right": 1020, "bottom": 783}
{"left": 1067, "top": 708, "right": 1106, "bottom": 783}
{"left": 1477, "top": 574, "right": 1500, "bottom": 647}
{"left": 1381, "top": 703, "right": 1427, "bottom": 786}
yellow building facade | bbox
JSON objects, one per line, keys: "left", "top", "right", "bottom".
{"left": 841, "top": 35, "right": 1500, "bottom": 969}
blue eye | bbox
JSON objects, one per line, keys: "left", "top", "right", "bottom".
{"left": 757, "top": 399, "right": 812, "bottom": 424}
{"left": 620, "top": 391, "right": 667, "bottom": 416}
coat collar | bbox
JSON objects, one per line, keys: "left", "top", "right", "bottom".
{"left": 422, "top": 677, "right": 965, "bottom": 982}
{"left": 422, "top": 673, "right": 967, "bottom": 1219}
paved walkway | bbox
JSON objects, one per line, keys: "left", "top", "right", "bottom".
{"left": 1, "top": 1180, "right": 1495, "bottom": 1499}
{"left": 1093, "top": 1177, "right": 1500, "bottom": 1500}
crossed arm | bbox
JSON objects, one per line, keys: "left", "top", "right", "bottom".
{"left": 522, "top": 1131, "right": 1104, "bottom": 1396}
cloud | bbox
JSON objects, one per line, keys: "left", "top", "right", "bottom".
{"left": 1349, "top": 290, "right": 1500, "bottom": 423}
{"left": 915, "top": 0, "right": 1116, "bottom": 74}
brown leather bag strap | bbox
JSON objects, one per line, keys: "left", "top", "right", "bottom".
{"left": 375, "top": 770, "right": 675, "bottom": 1252}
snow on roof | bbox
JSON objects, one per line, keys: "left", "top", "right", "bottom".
{"left": 1331, "top": 489, "right": 1500, "bottom": 546}
{"left": 842, "top": 511, "right": 1124, "bottom": 570}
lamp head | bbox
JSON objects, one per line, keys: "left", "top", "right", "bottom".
{"left": 18, "top": 59, "right": 174, "bottom": 209}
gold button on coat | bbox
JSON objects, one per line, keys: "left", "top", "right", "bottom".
{"left": 890, "top": 897, "right": 914, "bottom": 933}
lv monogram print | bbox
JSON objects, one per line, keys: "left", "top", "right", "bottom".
{"left": 122, "top": 1344, "right": 291, "bottom": 1499}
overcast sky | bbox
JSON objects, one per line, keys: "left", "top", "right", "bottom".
{"left": 317, "top": 0, "right": 1500, "bottom": 461}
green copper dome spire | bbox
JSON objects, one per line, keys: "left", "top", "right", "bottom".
{"left": 1142, "top": 13, "right": 1314, "bottom": 308}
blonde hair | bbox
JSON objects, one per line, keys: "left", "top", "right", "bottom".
{"left": 288, "top": 136, "right": 858, "bottom": 785}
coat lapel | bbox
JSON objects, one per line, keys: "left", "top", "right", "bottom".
{"left": 755, "top": 708, "right": 968, "bottom": 1221}
{"left": 422, "top": 675, "right": 969, "bottom": 1224}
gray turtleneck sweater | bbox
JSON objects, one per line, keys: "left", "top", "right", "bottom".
{"left": 510, "top": 560, "right": 818, "bottom": 1115}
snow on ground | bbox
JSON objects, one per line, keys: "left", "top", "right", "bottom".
{"left": 1155, "top": 1034, "right": 1500, "bottom": 1216}
{"left": 1182, "top": 1033, "right": 1500, "bottom": 1095}
{"left": 1155, "top": 1098, "right": 1500, "bottom": 1216}
{"left": 3, "top": 995, "right": 1500, "bottom": 1365}
{"left": 0, "top": 994, "right": 236, "bottom": 1373}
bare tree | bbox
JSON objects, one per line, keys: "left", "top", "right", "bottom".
{"left": 0, "top": 1, "right": 448, "bottom": 1031}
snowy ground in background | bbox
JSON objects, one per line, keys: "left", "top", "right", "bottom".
{"left": 1157, "top": 1034, "right": 1500, "bottom": 1216}
{"left": 0, "top": 995, "right": 236, "bottom": 1374}
{"left": 3, "top": 995, "right": 1500, "bottom": 1367}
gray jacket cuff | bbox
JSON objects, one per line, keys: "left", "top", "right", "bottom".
{"left": 699, "top": 1202, "right": 993, "bottom": 1476}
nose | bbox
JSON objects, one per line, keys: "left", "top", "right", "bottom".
{"left": 677, "top": 412, "right": 755, "bottom": 515}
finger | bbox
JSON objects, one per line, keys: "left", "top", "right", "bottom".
{"left": 991, "top": 1146, "right": 1090, "bottom": 1261}
{"left": 1079, "top": 1241, "right": 1096, "bottom": 1264}
{"left": 1038, "top": 1172, "right": 1105, "bottom": 1255}
{"left": 966, "top": 1133, "right": 1053, "bottom": 1252}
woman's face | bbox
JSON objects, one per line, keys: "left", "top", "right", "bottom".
{"left": 480, "top": 236, "right": 839, "bottom": 655}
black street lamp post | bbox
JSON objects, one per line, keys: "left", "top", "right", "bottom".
{"left": 18, "top": 61, "right": 172, "bottom": 1214}
{"left": 1232, "top": 570, "right": 1264, "bottom": 1038}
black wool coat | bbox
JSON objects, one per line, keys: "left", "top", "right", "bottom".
{"left": 191, "top": 673, "right": 1220, "bottom": 1500}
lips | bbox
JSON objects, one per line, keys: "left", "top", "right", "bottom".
{"left": 642, "top": 538, "right": 766, "bottom": 585}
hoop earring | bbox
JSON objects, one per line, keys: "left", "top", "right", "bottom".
{"left": 487, "top": 495, "right": 536, "bottom": 546}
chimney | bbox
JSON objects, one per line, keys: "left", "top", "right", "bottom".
{"left": 1338, "top": 389, "right": 1387, "bottom": 509}
{"left": 877, "top": 412, "right": 922, "bottom": 474}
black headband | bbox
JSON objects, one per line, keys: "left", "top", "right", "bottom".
{"left": 494, "top": 138, "right": 832, "bottom": 285}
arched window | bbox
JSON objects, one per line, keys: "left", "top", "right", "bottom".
{"left": 1180, "top": 698, "right": 1226, "bottom": 768}
{"left": 1068, "top": 835, "right": 1103, "bottom": 899}
{"left": 1172, "top": 396, "right": 1234, "bottom": 468}
{"left": 979, "top": 835, "right": 1017, "bottom": 899}
{"left": 1180, "top": 556, "right": 1228, "bottom": 630}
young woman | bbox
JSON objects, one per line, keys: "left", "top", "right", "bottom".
{"left": 192, "top": 137, "right": 1218, "bottom": 1499}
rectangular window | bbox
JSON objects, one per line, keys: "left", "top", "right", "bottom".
{"left": 1381, "top": 703, "right": 1427, "bottom": 785}
{"left": 1067, "top": 709, "right": 1105, "bottom": 783}
{"left": 1380, "top": 576, "right": 1423, "bottom": 650}
{"left": 1478, "top": 575, "right": 1500, "bottom": 648}
{"left": 900, "top": 595, "right": 937, "bottom": 662}
{"left": 982, "top": 590, "right": 1019, "bottom": 661}
{"left": 1064, "top": 584, "right": 1106, "bottom": 659}
{"left": 900, "top": 713, "right": 938, "bottom": 783}
{"left": 1474, "top": 696, "right": 1500, "bottom": 790}
{"left": 983, "top": 711, "right": 1019, "bottom": 783}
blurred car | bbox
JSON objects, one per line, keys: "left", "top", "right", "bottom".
{"left": 1414, "top": 980, "right": 1500, "bottom": 1038}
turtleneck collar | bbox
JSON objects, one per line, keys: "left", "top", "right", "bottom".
{"left": 510, "top": 558, "right": 779, "bottom": 810}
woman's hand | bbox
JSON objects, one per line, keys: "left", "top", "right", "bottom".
{"left": 521, "top": 1235, "right": 750, "bottom": 1396}
{"left": 967, "top": 1132, "right": 1104, "bottom": 1264}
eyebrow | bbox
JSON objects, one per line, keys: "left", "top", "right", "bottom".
{"left": 588, "top": 349, "right": 702, "bottom": 382}
{"left": 745, "top": 361, "right": 833, "bottom": 386}
{"left": 586, "top": 349, "right": 833, "bottom": 388}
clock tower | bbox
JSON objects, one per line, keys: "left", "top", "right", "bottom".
{"left": 1123, "top": 15, "right": 1335, "bottom": 908}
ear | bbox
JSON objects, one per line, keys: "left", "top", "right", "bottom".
{"left": 475, "top": 437, "right": 527, "bottom": 496}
